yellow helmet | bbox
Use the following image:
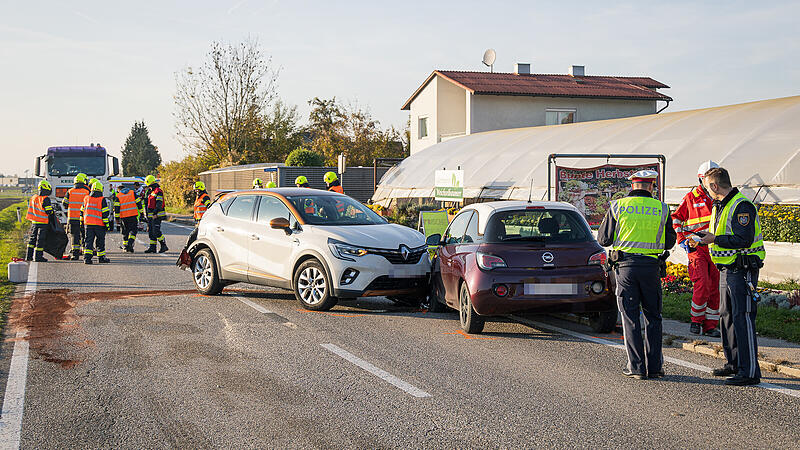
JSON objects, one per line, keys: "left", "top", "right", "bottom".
{"left": 91, "top": 181, "right": 103, "bottom": 192}
{"left": 88, "top": 178, "right": 99, "bottom": 187}
{"left": 74, "top": 173, "right": 88, "bottom": 184}
{"left": 253, "top": 178, "right": 263, "bottom": 188}
{"left": 145, "top": 174, "right": 157, "bottom": 186}
{"left": 295, "top": 176, "right": 308, "bottom": 186}
{"left": 194, "top": 181, "right": 206, "bottom": 190}
{"left": 266, "top": 181, "right": 277, "bottom": 188}
{"left": 38, "top": 179, "right": 52, "bottom": 191}
{"left": 324, "top": 171, "right": 338, "bottom": 184}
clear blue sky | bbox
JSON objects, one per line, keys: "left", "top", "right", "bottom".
{"left": 1, "top": 0, "right": 798, "bottom": 176}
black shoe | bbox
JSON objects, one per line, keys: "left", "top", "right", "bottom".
{"left": 724, "top": 375, "right": 760, "bottom": 386}
{"left": 144, "top": 245, "right": 157, "bottom": 253}
{"left": 648, "top": 371, "right": 665, "bottom": 379}
{"left": 33, "top": 257, "right": 48, "bottom": 262}
{"left": 689, "top": 323, "right": 702, "bottom": 335}
{"left": 703, "top": 328, "right": 721, "bottom": 338}
{"left": 84, "top": 258, "right": 93, "bottom": 265}
{"left": 622, "top": 368, "right": 646, "bottom": 380}
{"left": 124, "top": 246, "right": 134, "bottom": 253}
{"left": 98, "top": 256, "right": 110, "bottom": 264}
{"left": 158, "top": 243, "right": 169, "bottom": 253}
{"left": 25, "top": 248, "right": 34, "bottom": 261}
{"left": 712, "top": 365, "right": 736, "bottom": 377}
{"left": 69, "top": 252, "right": 80, "bottom": 261}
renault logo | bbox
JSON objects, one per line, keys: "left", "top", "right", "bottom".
{"left": 542, "top": 252, "right": 554, "bottom": 263}
{"left": 400, "top": 245, "right": 410, "bottom": 261}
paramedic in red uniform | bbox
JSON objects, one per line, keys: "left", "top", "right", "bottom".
{"left": 671, "top": 161, "right": 721, "bottom": 337}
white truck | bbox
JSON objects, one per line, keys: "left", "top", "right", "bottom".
{"left": 34, "top": 145, "right": 120, "bottom": 226}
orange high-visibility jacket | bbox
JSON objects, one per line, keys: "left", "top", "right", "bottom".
{"left": 194, "top": 192, "right": 211, "bottom": 220}
{"left": 64, "top": 186, "right": 90, "bottom": 220}
{"left": 82, "top": 195, "right": 107, "bottom": 226}
{"left": 26, "top": 195, "right": 50, "bottom": 224}
{"left": 117, "top": 190, "right": 139, "bottom": 218}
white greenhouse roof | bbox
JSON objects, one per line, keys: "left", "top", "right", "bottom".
{"left": 373, "top": 96, "right": 800, "bottom": 205}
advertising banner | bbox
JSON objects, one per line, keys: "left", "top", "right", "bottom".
{"left": 555, "top": 163, "right": 660, "bottom": 226}
{"left": 434, "top": 170, "right": 464, "bottom": 202}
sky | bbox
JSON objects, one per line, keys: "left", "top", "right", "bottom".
{"left": 1, "top": 0, "right": 798, "bottom": 176}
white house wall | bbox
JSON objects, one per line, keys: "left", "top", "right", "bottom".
{"left": 469, "top": 95, "right": 657, "bottom": 134}
{"left": 409, "top": 79, "right": 437, "bottom": 155}
{"left": 436, "top": 77, "right": 466, "bottom": 140}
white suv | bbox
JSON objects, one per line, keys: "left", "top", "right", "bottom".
{"left": 188, "top": 188, "right": 430, "bottom": 310}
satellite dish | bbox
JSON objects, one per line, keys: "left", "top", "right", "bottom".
{"left": 482, "top": 49, "right": 496, "bottom": 72}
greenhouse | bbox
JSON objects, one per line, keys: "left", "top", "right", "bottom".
{"left": 373, "top": 95, "right": 800, "bottom": 206}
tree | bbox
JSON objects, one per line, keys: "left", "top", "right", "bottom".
{"left": 285, "top": 148, "right": 324, "bottom": 167}
{"left": 121, "top": 121, "right": 161, "bottom": 176}
{"left": 240, "top": 100, "right": 304, "bottom": 164}
{"left": 157, "top": 154, "right": 214, "bottom": 210}
{"left": 174, "top": 38, "right": 279, "bottom": 167}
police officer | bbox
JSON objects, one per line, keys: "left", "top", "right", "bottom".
{"left": 253, "top": 178, "right": 264, "bottom": 189}
{"left": 62, "top": 173, "right": 90, "bottom": 260}
{"left": 193, "top": 181, "right": 211, "bottom": 224}
{"left": 598, "top": 170, "right": 676, "bottom": 380}
{"left": 25, "top": 180, "right": 55, "bottom": 262}
{"left": 699, "top": 167, "right": 765, "bottom": 386}
{"left": 295, "top": 176, "right": 310, "bottom": 188}
{"left": 81, "top": 181, "right": 111, "bottom": 264}
{"left": 113, "top": 184, "right": 144, "bottom": 252}
{"left": 143, "top": 175, "right": 168, "bottom": 253}
{"left": 324, "top": 172, "right": 344, "bottom": 193}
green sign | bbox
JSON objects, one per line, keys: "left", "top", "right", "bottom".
{"left": 435, "top": 170, "right": 464, "bottom": 201}
{"left": 420, "top": 210, "right": 449, "bottom": 238}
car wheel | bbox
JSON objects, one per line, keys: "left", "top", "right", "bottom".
{"left": 459, "top": 282, "right": 485, "bottom": 334}
{"left": 589, "top": 310, "right": 618, "bottom": 333}
{"left": 294, "top": 259, "right": 338, "bottom": 311}
{"left": 193, "top": 249, "right": 223, "bottom": 295}
{"left": 425, "top": 271, "right": 447, "bottom": 313}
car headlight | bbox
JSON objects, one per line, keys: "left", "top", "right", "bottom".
{"left": 328, "top": 239, "right": 368, "bottom": 261}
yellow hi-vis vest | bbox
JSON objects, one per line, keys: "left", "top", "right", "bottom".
{"left": 610, "top": 196, "right": 670, "bottom": 258}
{"left": 709, "top": 192, "right": 765, "bottom": 265}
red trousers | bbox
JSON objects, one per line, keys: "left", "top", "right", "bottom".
{"left": 688, "top": 247, "right": 720, "bottom": 330}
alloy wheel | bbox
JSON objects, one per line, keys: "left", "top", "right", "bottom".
{"left": 298, "top": 266, "right": 327, "bottom": 305}
{"left": 193, "top": 255, "right": 212, "bottom": 290}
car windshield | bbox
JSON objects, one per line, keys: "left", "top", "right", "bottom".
{"left": 485, "top": 209, "right": 591, "bottom": 243}
{"left": 285, "top": 194, "right": 387, "bottom": 226}
{"left": 48, "top": 155, "right": 106, "bottom": 176}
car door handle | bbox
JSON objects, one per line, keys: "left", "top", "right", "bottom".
{"left": 250, "top": 234, "right": 260, "bottom": 240}
{"left": 215, "top": 226, "right": 224, "bottom": 232}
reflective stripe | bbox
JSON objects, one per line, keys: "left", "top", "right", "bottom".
{"left": 686, "top": 215, "right": 711, "bottom": 226}
{"left": 614, "top": 240, "right": 664, "bottom": 250}
{"left": 66, "top": 188, "right": 89, "bottom": 219}
{"left": 26, "top": 196, "right": 49, "bottom": 224}
{"left": 82, "top": 196, "right": 106, "bottom": 226}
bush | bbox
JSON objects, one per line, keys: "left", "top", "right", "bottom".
{"left": 388, "top": 203, "right": 440, "bottom": 229}
{"left": 157, "top": 155, "right": 214, "bottom": 211}
{"left": 285, "top": 148, "right": 325, "bottom": 167}
{"left": 759, "top": 205, "right": 800, "bottom": 243}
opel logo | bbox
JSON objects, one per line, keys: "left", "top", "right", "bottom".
{"left": 542, "top": 252, "right": 554, "bottom": 263}
{"left": 400, "top": 245, "right": 410, "bottom": 261}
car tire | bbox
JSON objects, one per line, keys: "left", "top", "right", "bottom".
{"left": 459, "top": 282, "right": 485, "bottom": 334}
{"left": 426, "top": 271, "right": 447, "bottom": 313}
{"left": 193, "top": 248, "right": 223, "bottom": 295}
{"left": 589, "top": 310, "right": 618, "bottom": 333}
{"left": 294, "top": 259, "right": 338, "bottom": 311}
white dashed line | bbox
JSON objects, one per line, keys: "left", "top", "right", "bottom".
{"left": 238, "top": 297, "right": 273, "bottom": 314}
{"left": 0, "top": 263, "right": 36, "bottom": 449}
{"left": 321, "top": 343, "right": 431, "bottom": 398}
{"left": 509, "top": 315, "right": 800, "bottom": 399}
{"left": 164, "top": 221, "right": 193, "bottom": 230}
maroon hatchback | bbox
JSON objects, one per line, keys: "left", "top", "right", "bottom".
{"left": 426, "top": 201, "right": 617, "bottom": 334}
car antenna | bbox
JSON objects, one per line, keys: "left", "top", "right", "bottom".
{"left": 527, "top": 177, "right": 534, "bottom": 203}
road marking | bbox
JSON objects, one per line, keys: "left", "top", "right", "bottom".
{"left": 295, "top": 309, "right": 367, "bottom": 318}
{"left": 238, "top": 297, "right": 273, "bottom": 314}
{"left": 164, "top": 221, "right": 193, "bottom": 230}
{"left": 444, "top": 329, "right": 498, "bottom": 340}
{"left": 0, "top": 263, "right": 36, "bottom": 449}
{"left": 320, "top": 343, "right": 431, "bottom": 398}
{"left": 509, "top": 315, "right": 800, "bottom": 399}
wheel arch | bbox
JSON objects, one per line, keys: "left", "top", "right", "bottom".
{"left": 291, "top": 250, "right": 334, "bottom": 290}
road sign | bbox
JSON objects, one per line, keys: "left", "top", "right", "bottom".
{"left": 435, "top": 170, "right": 464, "bottom": 202}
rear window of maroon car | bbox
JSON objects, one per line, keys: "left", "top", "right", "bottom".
{"left": 484, "top": 209, "right": 591, "bottom": 243}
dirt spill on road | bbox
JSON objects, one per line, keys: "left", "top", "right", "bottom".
{"left": 7, "top": 288, "right": 197, "bottom": 368}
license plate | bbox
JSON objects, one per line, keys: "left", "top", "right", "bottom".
{"left": 524, "top": 283, "right": 578, "bottom": 295}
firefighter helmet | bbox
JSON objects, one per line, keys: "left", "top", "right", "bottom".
{"left": 324, "top": 171, "right": 338, "bottom": 184}
{"left": 194, "top": 181, "right": 206, "bottom": 191}
{"left": 253, "top": 178, "right": 263, "bottom": 188}
{"left": 38, "top": 179, "right": 52, "bottom": 190}
{"left": 266, "top": 181, "right": 277, "bottom": 188}
{"left": 295, "top": 176, "right": 308, "bottom": 186}
{"left": 91, "top": 181, "right": 103, "bottom": 192}
{"left": 145, "top": 175, "right": 157, "bottom": 186}
{"left": 74, "top": 173, "right": 88, "bottom": 184}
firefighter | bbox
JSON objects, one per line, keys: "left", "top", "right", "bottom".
{"left": 81, "top": 181, "right": 111, "bottom": 264}
{"left": 253, "top": 178, "right": 264, "bottom": 189}
{"left": 62, "top": 173, "right": 90, "bottom": 260}
{"left": 113, "top": 184, "right": 144, "bottom": 253}
{"left": 699, "top": 167, "right": 765, "bottom": 386}
{"left": 324, "top": 172, "right": 344, "bottom": 193}
{"left": 672, "top": 161, "right": 721, "bottom": 337}
{"left": 598, "top": 170, "right": 676, "bottom": 380}
{"left": 266, "top": 181, "right": 277, "bottom": 188}
{"left": 295, "top": 176, "right": 310, "bottom": 188}
{"left": 143, "top": 175, "right": 168, "bottom": 253}
{"left": 193, "top": 181, "right": 211, "bottom": 224}
{"left": 25, "top": 180, "right": 55, "bottom": 262}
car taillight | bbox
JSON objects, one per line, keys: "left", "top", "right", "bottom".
{"left": 588, "top": 251, "right": 607, "bottom": 265}
{"left": 493, "top": 284, "right": 509, "bottom": 297}
{"left": 476, "top": 252, "right": 507, "bottom": 270}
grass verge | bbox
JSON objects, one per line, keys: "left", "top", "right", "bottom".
{"left": 0, "top": 201, "right": 29, "bottom": 333}
{"left": 166, "top": 205, "right": 192, "bottom": 216}
{"left": 663, "top": 291, "right": 800, "bottom": 344}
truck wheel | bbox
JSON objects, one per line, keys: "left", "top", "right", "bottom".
{"left": 459, "top": 282, "right": 485, "bottom": 334}
{"left": 193, "top": 249, "right": 223, "bottom": 295}
{"left": 589, "top": 311, "right": 618, "bottom": 333}
{"left": 294, "top": 259, "right": 338, "bottom": 311}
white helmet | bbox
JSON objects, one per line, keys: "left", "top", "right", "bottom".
{"left": 697, "top": 160, "right": 719, "bottom": 178}
{"left": 628, "top": 169, "right": 659, "bottom": 182}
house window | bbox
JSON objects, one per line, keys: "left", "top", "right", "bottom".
{"left": 546, "top": 109, "right": 576, "bottom": 126}
{"left": 418, "top": 117, "right": 428, "bottom": 139}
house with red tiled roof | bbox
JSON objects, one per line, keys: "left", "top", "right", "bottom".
{"left": 402, "top": 64, "right": 672, "bottom": 154}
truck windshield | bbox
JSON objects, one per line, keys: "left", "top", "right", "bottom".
{"left": 48, "top": 155, "right": 106, "bottom": 176}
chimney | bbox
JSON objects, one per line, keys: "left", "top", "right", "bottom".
{"left": 569, "top": 65, "right": 585, "bottom": 77}
{"left": 514, "top": 63, "right": 531, "bottom": 75}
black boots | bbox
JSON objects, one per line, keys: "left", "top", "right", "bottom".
{"left": 70, "top": 249, "right": 81, "bottom": 260}
{"left": 25, "top": 247, "right": 34, "bottom": 261}
{"left": 158, "top": 241, "right": 169, "bottom": 253}
{"left": 144, "top": 244, "right": 157, "bottom": 253}
{"left": 33, "top": 250, "right": 47, "bottom": 262}
{"left": 98, "top": 256, "right": 111, "bottom": 264}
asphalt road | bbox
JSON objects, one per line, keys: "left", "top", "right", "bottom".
{"left": 2, "top": 221, "right": 799, "bottom": 449}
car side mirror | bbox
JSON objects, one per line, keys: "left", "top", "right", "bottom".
{"left": 270, "top": 217, "right": 292, "bottom": 234}
{"left": 426, "top": 233, "right": 442, "bottom": 246}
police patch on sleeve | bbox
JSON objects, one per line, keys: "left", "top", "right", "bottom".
{"left": 737, "top": 213, "right": 750, "bottom": 226}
